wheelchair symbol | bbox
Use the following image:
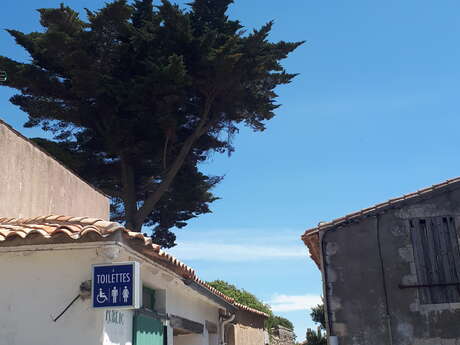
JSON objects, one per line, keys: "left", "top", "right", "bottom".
{"left": 96, "top": 288, "right": 108, "bottom": 304}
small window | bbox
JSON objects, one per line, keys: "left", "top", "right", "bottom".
{"left": 142, "top": 286, "right": 156, "bottom": 310}
{"left": 410, "top": 216, "right": 460, "bottom": 304}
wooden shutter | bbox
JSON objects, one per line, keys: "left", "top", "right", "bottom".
{"left": 410, "top": 216, "right": 460, "bottom": 304}
{"left": 133, "top": 314, "right": 164, "bottom": 345}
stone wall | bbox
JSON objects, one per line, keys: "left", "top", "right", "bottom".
{"left": 227, "top": 309, "right": 268, "bottom": 345}
{"left": 322, "top": 186, "right": 460, "bottom": 345}
{"left": 270, "top": 326, "right": 295, "bottom": 345}
{"left": 228, "top": 324, "right": 267, "bottom": 345}
{"left": 0, "top": 120, "right": 109, "bottom": 219}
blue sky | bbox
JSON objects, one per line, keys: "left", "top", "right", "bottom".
{"left": 3, "top": 0, "right": 460, "bottom": 341}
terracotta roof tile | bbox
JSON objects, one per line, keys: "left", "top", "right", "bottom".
{"left": 0, "top": 215, "right": 268, "bottom": 318}
{"left": 301, "top": 177, "right": 460, "bottom": 269}
{"left": 234, "top": 302, "right": 271, "bottom": 317}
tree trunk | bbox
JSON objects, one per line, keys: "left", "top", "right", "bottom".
{"left": 120, "top": 154, "right": 139, "bottom": 231}
{"left": 133, "top": 102, "right": 213, "bottom": 229}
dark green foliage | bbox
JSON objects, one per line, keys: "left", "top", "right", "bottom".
{"left": 207, "top": 280, "right": 294, "bottom": 331}
{"left": 266, "top": 315, "right": 294, "bottom": 330}
{"left": 207, "top": 280, "right": 271, "bottom": 315}
{"left": 304, "top": 303, "right": 327, "bottom": 345}
{"left": 0, "top": 0, "right": 302, "bottom": 246}
{"left": 305, "top": 327, "right": 327, "bottom": 345}
{"left": 310, "top": 303, "right": 326, "bottom": 330}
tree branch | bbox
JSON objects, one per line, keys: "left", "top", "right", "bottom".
{"left": 162, "top": 134, "right": 170, "bottom": 171}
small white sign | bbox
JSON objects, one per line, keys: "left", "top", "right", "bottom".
{"left": 103, "top": 309, "right": 133, "bottom": 345}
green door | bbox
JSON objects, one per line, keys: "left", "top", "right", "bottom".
{"left": 133, "top": 314, "right": 164, "bottom": 345}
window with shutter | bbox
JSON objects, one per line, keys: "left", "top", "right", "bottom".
{"left": 409, "top": 216, "right": 460, "bottom": 304}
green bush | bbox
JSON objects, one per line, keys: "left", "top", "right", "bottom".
{"left": 207, "top": 280, "right": 294, "bottom": 331}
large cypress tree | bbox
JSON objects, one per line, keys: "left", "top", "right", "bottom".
{"left": 0, "top": 0, "right": 303, "bottom": 246}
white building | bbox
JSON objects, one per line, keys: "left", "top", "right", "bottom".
{"left": 0, "top": 216, "right": 268, "bottom": 345}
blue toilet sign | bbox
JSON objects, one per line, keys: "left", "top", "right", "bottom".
{"left": 92, "top": 262, "right": 140, "bottom": 309}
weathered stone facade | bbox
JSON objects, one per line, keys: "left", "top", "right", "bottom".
{"left": 227, "top": 309, "right": 269, "bottom": 345}
{"left": 303, "top": 178, "right": 460, "bottom": 345}
{"left": 270, "top": 326, "right": 295, "bottom": 345}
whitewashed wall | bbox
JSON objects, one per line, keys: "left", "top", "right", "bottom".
{"left": 0, "top": 245, "right": 105, "bottom": 345}
{"left": 103, "top": 310, "right": 133, "bottom": 345}
{"left": 141, "top": 262, "right": 221, "bottom": 345}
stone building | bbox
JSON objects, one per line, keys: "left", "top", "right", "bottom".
{"left": 227, "top": 307, "right": 269, "bottom": 345}
{"left": 302, "top": 177, "right": 460, "bottom": 345}
{"left": 269, "top": 325, "right": 295, "bottom": 345}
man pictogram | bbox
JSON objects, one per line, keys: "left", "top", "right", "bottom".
{"left": 111, "top": 287, "right": 119, "bottom": 303}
